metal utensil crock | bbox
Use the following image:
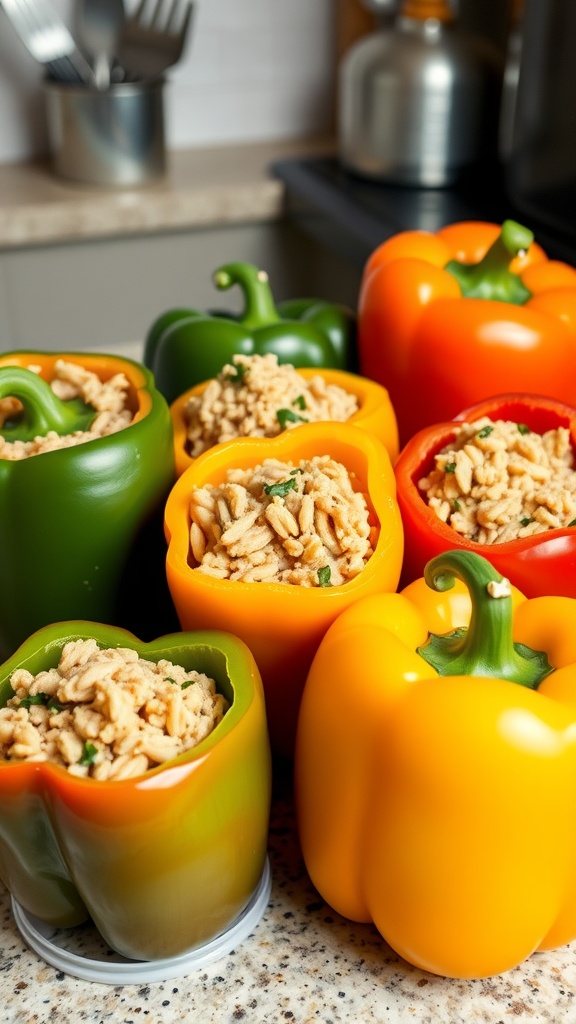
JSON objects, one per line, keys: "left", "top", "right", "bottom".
{"left": 45, "top": 77, "right": 166, "bottom": 186}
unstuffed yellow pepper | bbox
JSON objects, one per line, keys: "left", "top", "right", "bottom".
{"left": 164, "top": 421, "right": 404, "bottom": 757}
{"left": 295, "top": 549, "right": 576, "bottom": 978}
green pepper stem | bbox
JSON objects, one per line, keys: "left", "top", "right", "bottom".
{"left": 213, "top": 262, "right": 281, "bottom": 330}
{"left": 444, "top": 219, "right": 534, "bottom": 305}
{"left": 417, "top": 550, "right": 552, "bottom": 690}
{"left": 0, "top": 367, "right": 95, "bottom": 442}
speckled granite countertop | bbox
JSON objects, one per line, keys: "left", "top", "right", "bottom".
{"left": 2, "top": 764, "right": 575, "bottom": 1024}
{"left": 0, "top": 138, "right": 334, "bottom": 250}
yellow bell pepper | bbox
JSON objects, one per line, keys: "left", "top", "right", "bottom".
{"left": 165, "top": 421, "right": 403, "bottom": 758}
{"left": 295, "top": 550, "right": 576, "bottom": 979}
{"left": 169, "top": 367, "right": 399, "bottom": 478}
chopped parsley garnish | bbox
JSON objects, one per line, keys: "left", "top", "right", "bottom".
{"left": 276, "top": 407, "right": 308, "bottom": 430}
{"left": 445, "top": 462, "right": 456, "bottom": 474}
{"left": 293, "top": 395, "right": 306, "bottom": 410}
{"left": 19, "top": 692, "right": 50, "bottom": 708}
{"left": 181, "top": 679, "right": 196, "bottom": 690}
{"left": 19, "top": 692, "right": 65, "bottom": 713}
{"left": 517, "top": 423, "right": 531, "bottom": 435}
{"left": 317, "top": 566, "right": 332, "bottom": 587}
{"left": 165, "top": 677, "right": 178, "bottom": 685}
{"left": 263, "top": 477, "right": 297, "bottom": 498}
{"left": 79, "top": 742, "right": 98, "bottom": 767}
{"left": 452, "top": 498, "right": 461, "bottom": 512}
{"left": 520, "top": 517, "right": 534, "bottom": 527}
{"left": 289, "top": 467, "right": 303, "bottom": 476}
{"left": 477, "top": 425, "right": 493, "bottom": 438}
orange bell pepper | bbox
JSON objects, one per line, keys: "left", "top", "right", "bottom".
{"left": 164, "top": 421, "right": 403, "bottom": 757}
{"left": 395, "top": 392, "right": 576, "bottom": 596}
{"left": 295, "top": 549, "right": 576, "bottom": 979}
{"left": 358, "top": 219, "right": 576, "bottom": 443}
{"left": 169, "top": 367, "right": 399, "bottom": 477}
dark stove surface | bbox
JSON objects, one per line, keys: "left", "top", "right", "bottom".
{"left": 272, "top": 156, "right": 576, "bottom": 268}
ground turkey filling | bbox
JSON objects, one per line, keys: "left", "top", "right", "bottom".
{"left": 0, "top": 360, "right": 133, "bottom": 460}
{"left": 419, "top": 416, "right": 576, "bottom": 544}
{"left": 184, "top": 353, "right": 359, "bottom": 457}
{"left": 189, "top": 455, "right": 375, "bottom": 586}
{"left": 0, "top": 639, "right": 228, "bottom": 780}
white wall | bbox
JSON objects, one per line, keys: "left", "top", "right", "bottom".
{"left": 0, "top": 0, "right": 337, "bottom": 165}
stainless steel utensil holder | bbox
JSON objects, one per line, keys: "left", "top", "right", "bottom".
{"left": 45, "top": 78, "right": 166, "bottom": 187}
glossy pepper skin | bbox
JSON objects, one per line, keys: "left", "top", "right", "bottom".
{"left": 0, "top": 622, "right": 271, "bottom": 961}
{"left": 164, "top": 421, "right": 404, "bottom": 758}
{"left": 169, "top": 367, "right": 399, "bottom": 478}
{"left": 295, "top": 550, "right": 576, "bottom": 979}
{"left": 144, "top": 262, "right": 355, "bottom": 404}
{"left": 395, "top": 392, "right": 576, "bottom": 596}
{"left": 0, "top": 352, "right": 176, "bottom": 660}
{"left": 357, "top": 219, "right": 576, "bottom": 443}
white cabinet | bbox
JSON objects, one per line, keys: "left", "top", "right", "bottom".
{"left": 0, "top": 219, "right": 361, "bottom": 354}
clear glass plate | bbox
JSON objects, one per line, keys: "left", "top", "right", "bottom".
{"left": 11, "top": 857, "right": 271, "bottom": 985}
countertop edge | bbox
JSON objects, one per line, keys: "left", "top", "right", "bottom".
{"left": 0, "top": 138, "right": 336, "bottom": 250}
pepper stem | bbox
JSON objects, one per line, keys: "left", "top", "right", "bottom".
{"left": 0, "top": 367, "right": 96, "bottom": 443}
{"left": 213, "top": 262, "right": 281, "bottom": 330}
{"left": 444, "top": 220, "right": 534, "bottom": 305}
{"left": 417, "top": 550, "right": 553, "bottom": 690}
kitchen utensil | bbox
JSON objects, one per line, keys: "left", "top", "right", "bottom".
{"left": 0, "top": 0, "right": 94, "bottom": 83}
{"left": 75, "top": 0, "right": 125, "bottom": 90}
{"left": 338, "top": 0, "right": 502, "bottom": 187}
{"left": 117, "top": 0, "right": 194, "bottom": 81}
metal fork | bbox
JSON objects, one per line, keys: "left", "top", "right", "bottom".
{"left": 117, "top": 0, "right": 194, "bottom": 81}
{"left": 1, "top": 0, "right": 94, "bottom": 83}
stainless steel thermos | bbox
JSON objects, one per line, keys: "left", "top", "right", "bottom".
{"left": 338, "top": 0, "right": 501, "bottom": 187}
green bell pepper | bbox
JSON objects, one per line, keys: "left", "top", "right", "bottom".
{"left": 0, "top": 352, "right": 176, "bottom": 660}
{"left": 0, "top": 622, "right": 271, "bottom": 960}
{"left": 143, "top": 261, "right": 356, "bottom": 404}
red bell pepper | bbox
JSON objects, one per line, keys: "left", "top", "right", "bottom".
{"left": 395, "top": 393, "right": 576, "bottom": 597}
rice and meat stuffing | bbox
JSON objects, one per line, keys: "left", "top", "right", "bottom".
{"left": 0, "top": 639, "right": 228, "bottom": 780}
{"left": 419, "top": 417, "right": 576, "bottom": 544}
{"left": 0, "top": 360, "right": 133, "bottom": 460}
{"left": 184, "top": 353, "right": 358, "bottom": 457}
{"left": 189, "top": 454, "right": 375, "bottom": 586}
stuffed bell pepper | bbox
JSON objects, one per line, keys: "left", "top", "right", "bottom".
{"left": 0, "top": 621, "right": 271, "bottom": 960}
{"left": 169, "top": 352, "right": 399, "bottom": 477}
{"left": 164, "top": 421, "right": 403, "bottom": 757}
{"left": 395, "top": 392, "right": 576, "bottom": 596}
{"left": 144, "top": 261, "right": 356, "bottom": 404}
{"left": 0, "top": 352, "right": 176, "bottom": 659}
{"left": 295, "top": 549, "right": 576, "bottom": 979}
{"left": 358, "top": 219, "right": 576, "bottom": 442}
